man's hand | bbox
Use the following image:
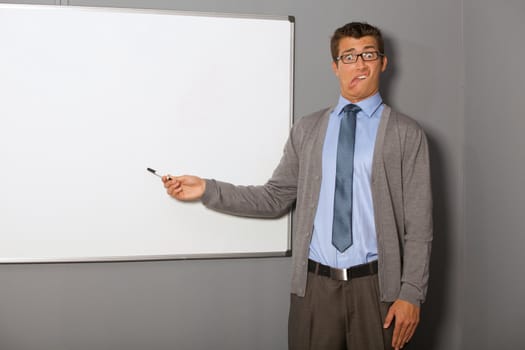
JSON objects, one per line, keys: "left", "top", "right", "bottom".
{"left": 383, "top": 299, "right": 420, "bottom": 350}
{"left": 163, "top": 175, "right": 206, "bottom": 201}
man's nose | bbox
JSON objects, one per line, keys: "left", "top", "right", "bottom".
{"left": 354, "top": 55, "right": 367, "bottom": 67}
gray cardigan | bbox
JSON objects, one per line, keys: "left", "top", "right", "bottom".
{"left": 202, "top": 105, "right": 433, "bottom": 306}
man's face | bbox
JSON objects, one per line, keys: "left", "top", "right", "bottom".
{"left": 332, "top": 35, "right": 387, "bottom": 103}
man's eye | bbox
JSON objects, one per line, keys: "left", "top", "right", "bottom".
{"left": 343, "top": 54, "right": 354, "bottom": 61}
{"left": 362, "top": 52, "right": 375, "bottom": 59}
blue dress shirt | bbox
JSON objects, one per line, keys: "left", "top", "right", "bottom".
{"left": 309, "top": 93, "right": 384, "bottom": 268}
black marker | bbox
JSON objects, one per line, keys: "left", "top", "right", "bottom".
{"left": 147, "top": 168, "right": 171, "bottom": 180}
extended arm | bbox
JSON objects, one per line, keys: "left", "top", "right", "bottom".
{"left": 163, "top": 125, "right": 301, "bottom": 218}
{"left": 200, "top": 128, "right": 300, "bottom": 218}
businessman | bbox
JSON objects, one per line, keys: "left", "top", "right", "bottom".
{"left": 162, "top": 22, "right": 432, "bottom": 350}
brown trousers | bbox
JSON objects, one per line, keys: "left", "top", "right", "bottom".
{"left": 288, "top": 271, "right": 393, "bottom": 350}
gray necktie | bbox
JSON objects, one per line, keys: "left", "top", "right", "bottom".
{"left": 332, "top": 104, "right": 361, "bottom": 252}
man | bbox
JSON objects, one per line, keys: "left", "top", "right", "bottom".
{"left": 162, "top": 22, "right": 432, "bottom": 350}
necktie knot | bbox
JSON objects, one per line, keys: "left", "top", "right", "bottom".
{"left": 342, "top": 104, "right": 361, "bottom": 117}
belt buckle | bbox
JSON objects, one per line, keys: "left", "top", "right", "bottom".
{"left": 330, "top": 267, "right": 348, "bottom": 281}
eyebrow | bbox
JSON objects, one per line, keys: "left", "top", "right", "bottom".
{"left": 340, "top": 45, "right": 377, "bottom": 54}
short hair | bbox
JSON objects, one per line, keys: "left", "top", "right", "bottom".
{"left": 330, "top": 22, "right": 385, "bottom": 62}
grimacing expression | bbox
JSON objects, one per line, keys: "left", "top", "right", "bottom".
{"left": 332, "top": 36, "right": 387, "bottom": 103}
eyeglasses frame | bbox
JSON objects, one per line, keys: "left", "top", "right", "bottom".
{"left": 335, "top": 50, "right": 385, "bottom": 64}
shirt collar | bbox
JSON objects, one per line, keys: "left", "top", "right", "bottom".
{"left": 334, "top": 92, "right": 383, "bottom": 118}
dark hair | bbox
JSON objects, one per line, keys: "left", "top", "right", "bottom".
{"left": 330, "top": 22, "right": 385, "bottom": 62}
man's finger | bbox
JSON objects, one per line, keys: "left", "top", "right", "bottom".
{"left": 383, "top": 308, "right": 394, "bottom": 329}
{"left": 394, "top": 322, "right": 409, "bottom": 349}
{"left": 391, "top": 320, "right": 403, "bottom": 349}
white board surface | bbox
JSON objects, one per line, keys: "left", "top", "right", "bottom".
{"left": 0, "top": 5, "right": 293, "bottom": 262}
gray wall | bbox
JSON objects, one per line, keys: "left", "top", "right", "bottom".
{"left": 463, "top": 1, "right": 525, "bottom": 349}
{"left": 2, "top": 0, "right": 520, "bottom": 349}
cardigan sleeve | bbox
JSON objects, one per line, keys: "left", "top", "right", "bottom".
{"left": 200, "top": 121, "right": 301, "bottom": 218}
{"left": 398, "top": 121, "right": 433, "bottom": 306}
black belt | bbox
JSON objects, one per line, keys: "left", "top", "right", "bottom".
{"left": 308, "top": 259, "right": 378, "bottom": 281}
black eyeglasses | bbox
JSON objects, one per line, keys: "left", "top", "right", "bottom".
{"left": 335, "top": 51, "right": 384, "bottom": 64}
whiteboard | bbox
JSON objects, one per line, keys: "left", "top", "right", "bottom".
{"left": 0, "top": 5, "right": 294, "bottom": 262}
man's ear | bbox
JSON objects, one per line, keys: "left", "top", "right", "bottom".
{"left": 381, "top": 55, "right": 388, "bottom": 72}
{"left": 332, "top": 60, "right": 339, "bottom": 77}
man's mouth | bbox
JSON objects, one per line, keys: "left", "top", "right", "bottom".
{"left": 350, "top": 74, "right": 368, "bottom": 86}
